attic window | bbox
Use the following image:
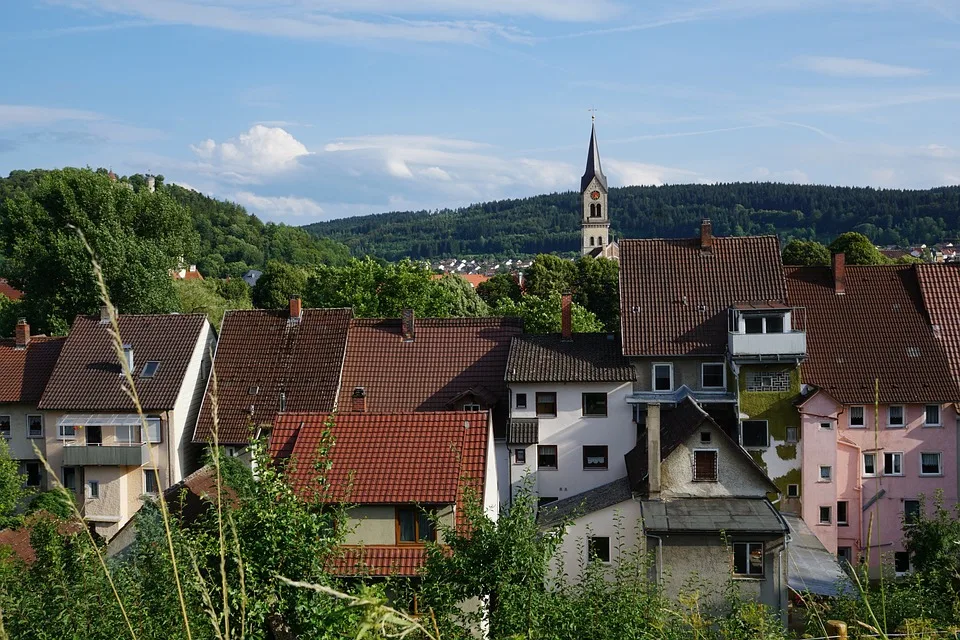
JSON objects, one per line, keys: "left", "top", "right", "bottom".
{"left": 906, "top": 347, "right": 921, "bottom": 358}
{"left": 248, "top": 386, "right": 259, "bottom": 395}
{"left": 700, "top": 432, "right": 711, "bottom": 444}
{"left": 140, "top": 361, "right": 160, "bottom": 378}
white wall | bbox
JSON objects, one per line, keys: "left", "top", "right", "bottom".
{"left": 1, "top": 403, "right": 47, "bottom": 475}
{"left": 550, "top": 498, "right": 644, "bottom": 584}
{"left": 171, "top": 319, "right": 215, "bottom": 482}
{"left": 507, "top": 382, "right": 635, "bottom": 503}
{"left": 483, "top": 414, "right": 500, "bottom": 521}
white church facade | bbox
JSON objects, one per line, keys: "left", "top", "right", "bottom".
{"left": 580, "top": 120, "right": 619, "bottom": 260}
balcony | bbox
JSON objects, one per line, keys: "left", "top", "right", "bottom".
{"left": 727, "top": 305, "right": 806, "bottom": 363}
{"left": 62, "top": 443, "right": 150, "bottom": 467}
{"left": 728, "top": 332, "right": 807, "bottom": 360}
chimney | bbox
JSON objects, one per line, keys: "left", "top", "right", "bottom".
{"left": 647, "top": 403, "right": 661, "bottom": 499}
{"left": 700, "top": 219, "right": 713, "bottom": 252}
{"left": 146, "top": 175, "right": 156, "bottom": 193}
{"left": 122, "top": 344, "right": 134, "bottom": 374}
{"left": 100, "top": 305, "right": 111, "bottom": 324}
{"left": 561, "top": 292, "right": 573, "bottom": 341}
{"left": 401, "top": 308, "right": 415, "bottom": 342}
{"left": 351, "top": 387, "right": 367, "bottom": 413}
{"left": 289, "top": 296, "right": 302, "bottom": 322}
{"left": 833, "top": 252, "right": 846, "bottom": 295}
{"left": 14, "top": 318, "right": 30, "bottom": 349}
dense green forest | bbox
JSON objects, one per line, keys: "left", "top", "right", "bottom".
{"left": 305, "top": 183, "right": 960, "bottom": 260}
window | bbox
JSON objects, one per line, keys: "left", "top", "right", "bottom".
{"left": 701, "top": 363, "right": 725, "bottom": 389}
{"left": 787, "top": 484, "right": 800, "bottom": 498}
{"left": 58, "top": 423, "right": 76, "bottom": 440}
{"left": 396, "top": 507, "right": 436, "bottom": 543}
{"left": 588, "top": 536, "right": 611, "bottom": 563}
{"left": 849, "top": 406, "right": 865, "bottom": 428}
{"left": 515, "top": 393, "right": 527, "bottom": 409}
{"left": 894, "top": 551, "right": 910, "bottom": 575}
{"left": 62, "top": 467, "right": 77, "bottom": 492}
{"left": 537, "top": 496, "right": 558, "bottom": 508}
{"left": 582, "top": 393, "right": 608, "bottom": 417}
{"left": 744, "top": 316, "right": 763, "bottom": 334}
{"left": 116, "top": 424, "right": 138, "bottom": 444}
{"left": 888, "top": 405, "right": 905, "bottom": 427}
{"left": 819, "top": 421, "right": 832, "bottom": 431}
{"left": 765, "top": 315, "right": 784, "bottom": 334}
{"left": 883, "top": 452, "right": 903, "bottom": 476}
{"left": 741, "top": 421, "right": 769, "bottom": 448}
{"left": 785, "top": 426, "right": 798, "bottom": 443}
{"left": 538, "top": 445, "right": 558, "bottom": 469}
{"left": 143, "top": 469, "right": 159, "bottom": 495}
{"left": 819, "top": 506, "right": 832, "bottom": 524}
{"left": 838, "top": 547, "right": 853, "bottom": 565}
{"left": 924, "top": 405, "right": 941, "bottom": 426}
{"left": 88, "top": 480, "right": 100, "bottom": 499}
{"left": 582, "top": 445, "right": 608, "bottom": 469}
{"left": 462, "top": 403, "right": 481, "bottom": 412}
{"left": 904, "top": 500, "right": 921, "bottom": 526}
{"left": 693, "top": 450, "right": 718, "bottom": 482}
{"left": 0, "top": 416, "right": 9, "bottom": 438}
{"left": 590, "top": 236, "right": 595, "bottom": 246}
{"left": 146, "top": 417, "right": 162, "bottom": 444}
{"left": 837, "top": 501, "right": 849, "bottom": 526}
{"left": 23, "top": 462, "right": 41, "bottom": 487}
{"left": 535, "top": 392, "right": 557, "bottom": 417}
{"left": 920, "top": 452, "right": 942, "bottom": 476}
{"left": 733, "top": 542, "right": 764, "bottom": 576}
{"left": 863, "top": 453, "right": 877, "bottom": 476}
{"left": 514, "top": 448, "right": 526, "bottom": 465}
{"left": 27, "top": 415, "right": 43, "bottom": 438}
{"left": 819, "top": 465, "right": 832, "bottom": 482}
{"left": 700, "top": 431, "right": 712, "bottom": 444}
{"left": 139, "top": 361, "right": 160, "bottom": 378}
{"left": 652, "top": 363, "right": 673, "bottom": 392}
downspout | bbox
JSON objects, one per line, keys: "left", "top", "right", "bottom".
{"left": 165, "top": 409, "right": 174, "bottom": 488}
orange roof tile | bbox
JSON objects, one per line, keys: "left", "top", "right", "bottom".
{"left": 326, "top": 545, "right": 428, "bottom": 577}
{"left": 916, "top": 264, "right": 960, "bottom": 386}
{"left": 0, "top": 336, "right": 65, "bottom": 404}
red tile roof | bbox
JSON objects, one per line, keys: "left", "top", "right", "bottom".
{"left": 338, "top": 317, "right": 521, "bottom": 438}
{"left": 193, "top": 308, "right": 352, "bottom": 444}
{"left": 0, "top": 512, "right": 83, "bottom": 565}
{"left": 619, "top": 235, "right": 786, "bottom": 356}
{"left": 326, "top": 545, "right": 428, "bottom": 577}
{"left": 39, "top": 314, "right": 208, "bottom": 411}
{"left": 270, "top": 411, "right": 488, "bottom": 512}
{"left": 916, "top": 264, "right": 960, "bottom": 386}
{"left": 785, "top": 265, "right": 959, "bottom": 404}
{"left": 0, "top": 336, "right": 65, "bottom": 404}
{"left": 0, "top": 279, "right": 22, "bottom": 301}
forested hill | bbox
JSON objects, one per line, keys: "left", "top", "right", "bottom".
{"left": 304, "top": 183, "right": 960, "bottom": 261}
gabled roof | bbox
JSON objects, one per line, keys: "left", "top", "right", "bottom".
{"left": 269, "top": 411, "right": 488, "bottom": 527}
{"left": 39, "top": 314, "right": 208, "bottom": 411}
{"left": 193, "top": 308, "right": 352, "bottom": 445}
{"left": 619, "top": 235, "right": 786, "bottom": 356}
{"left": 0, "top": 337, "right": 65, "bottom": 404}
{"left": 785, "top": 265, "right": 959, "bottom": 404}
{"left": 505, "top": 333, "right": 636, "bottom": 383}
{"left": 337, "top": 317, "right": 522, "bottom": 438}
{"left": 0, "top": 279, "right": 22, "bottom": 301}
{"left": 580, "top": 122, "right": 607, "bottom": 192}
{"left": 916, "top": 264, "right": 960, "bottom": 386}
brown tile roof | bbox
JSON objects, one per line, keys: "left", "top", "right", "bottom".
{"left": 0, "top": 512, "right": 83, "bottom": 565}
{"left": 916, "top": 264, "right": 960, "bottom": 385}
{"left": 0, "top": 279, "right": 22, "bottom": 301}
{"left": 785, "top": 265, "right": 959, "bottom": 404}
{"left": 505, "top": 333, "right": 635, "bottom": 383}
{"left": 270, "top": 411, "right": 488, "bottom": 508}
{"left": 326, "top": 545, "right": 428, "bottom": 577}
{"left": 193, "top": 308, "right": 352, "bottom": 445}
{"left": 338, "top": 317, "right": 522, "bottom": 438}
{"left": 39, "top": 314, "right": 208, "bottom": 411}
{"left": 619, "top": 235, "right": 787, "bottom": 356}
{"left": 0, "top": 336, "right": 65, "bottom": 404}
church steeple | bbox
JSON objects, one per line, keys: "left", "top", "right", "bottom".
{"left": 580, "top": 119, "right": 611, "bottom": 256}
{"left": 581, "top": 121, "right": 607, "bottom": 192}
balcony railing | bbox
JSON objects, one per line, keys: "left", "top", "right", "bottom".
{"left": 728, "top": 331, "right": 807, "bottom": 359}
{"left": 62, "top": 442, "right": 150, "bottom": 467}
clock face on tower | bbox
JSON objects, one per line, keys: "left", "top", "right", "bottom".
{"left": 590, "top": 190, "right": 601, "bottom": 200}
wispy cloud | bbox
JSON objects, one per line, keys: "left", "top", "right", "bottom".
{"left": 0, "top": 104, "right": 102, "bottom": 127}
{"left": 792, "top": 56, "right": 929, "bottom": 78}
{"left": 604, "top": 158, "right": 701, "bottom": 186}
{"left": 232, "top": 191, "right": 325, "bottom": 218}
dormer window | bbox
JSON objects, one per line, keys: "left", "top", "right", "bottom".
{"left": 140, "top": 361, "right": 160, "bottom": 378}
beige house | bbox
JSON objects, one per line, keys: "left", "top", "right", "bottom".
{"left": 39, "top": 310, "right": 214, "bottom": 537}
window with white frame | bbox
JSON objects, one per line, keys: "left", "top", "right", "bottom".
{"left": 701, "top": 363, "right": 725, "bottom": 389}
{"left": 146, "top": 417, "right": 162, "bottom": 443}
{"left": 514, "top": 448, "right": 526, "bottom": 465}
{"left": 785, "top": 426, "right": 798, "bottom": 443}
{"left": 819, "top": 465, "right": 832, "bottom": 482}
{"left": 515, "top": 393, "right": 527, "bottom": 409}
{"left": 88, "top": 480, "right": 100, "bottom": 499}
{"left": 888, "top": 405, "right": 905, "bottom": 427}
{"left": 924, "top": 405, "right": 941, "bottom": 426}
{"left": 115, "top": 424, "right": 138, "bottom": 444}
{"left": 863, "top": 452, "right": 877, "bottom": 476}
{"left": 693, "top": 449, "right": 718, "bottom": 482}
{"left": 143, "top": 469, "right": 159, "bottom": 495}
{"left": 0, "top": 415, "right": 9, "bottom": 439}
{"left": 849, "top": 406, "right": 865, "bottom": 428}
{"left": 652, "top": 363, "right": 673, "bottom": 392}
{"left": 58, "top": 423, "right": 76, "bottom": 440}
{"left": 819, "top": 505, "right": 832, "bottom": 524}
{"left": 741, "top": 421, "right": 769, "bottom": 448}
{"left": 733, "top": 542, "right": 764, "bottom": 576}
{"left": 462, "top": 403, "right": 481, "bottom": 412}
{"left": 883, "top": 452, "right": 904, "bottom": 476}
{"left": 920, "top": 452, "right": 942, "bottom": 476}
{"left": 819, "top": 421, "right": 832, "bottom": 430}
{"left": 27, "top": 415, "right": 43, "bottom": 438}
{"left": 787, "top": 484, "right": 800, "bottom": 498}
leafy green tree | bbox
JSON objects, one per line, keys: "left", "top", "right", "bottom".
{"left": 574, "top": 256, "right": 620, "bottom": 332}
{"left": 524, "top": 254, "right": 577, "bottom": 298}
{"left": 828, "top": 232, "right": 890, "bottom": 265}
{"left": 0, "top": 438, "right": 28, "bottom": 528}
{"left": 904, "top": 492, "right": 960, "bottom": 583}
{"left": 0, "top": 294, "right": 24, "bottom": 338}
{"left": 0, "top": 168, "right": 195, "bottom": 334}
{"left": 476, "top": 273, "right": 522, "bottom": 306}
{"left": 252, "top": 260, "right": 308, "bottom": 309}
{"left": 175, "top": 278, "right": 251, "bottom": 328}
{"left": 493, "top": 291, "right": 603, "bottom": 334}
{"left": 782, "top": 239, "right": 830, "bottom": 266}
{"left": 432, "top": 274, "right": 489, "bottom": 317}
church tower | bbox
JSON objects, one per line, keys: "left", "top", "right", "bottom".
{"left": 580, "top": 119, "right": 610, "bottom": 255}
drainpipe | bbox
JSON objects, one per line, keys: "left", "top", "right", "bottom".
{"left": 165, "top": 409, "right": 174, "bottom": 488}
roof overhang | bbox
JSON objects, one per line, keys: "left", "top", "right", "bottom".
{"left": 57, "top": 413, "right": 152, "bottom": 427}
{"left": 627, "top": 386, "right": 737, "bottom": 405}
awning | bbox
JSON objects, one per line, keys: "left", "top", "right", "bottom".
{"left": 56, "top": 414, "right": 147, "bottom": 427}
{"left": 781, "top": 513, "right": 852, "bottom": 596}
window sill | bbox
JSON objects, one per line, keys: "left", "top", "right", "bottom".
{"left": 27, "top": 435, "right": 44, "bottom": 439}
{"left": 539, "top": 467, "right": 558, "bottom": 471}
{"left": 581, "top": 415, "right": 608, "bottom": 419}
{"left": 886, "top": 425, "right": 906, "bottom": 429}
{"left": 883, "top": 474, "right": 904, "bottom": 478}
{"left": 848, "top": 425, "right": 866, "bottom": 429}
{"left": 920, "top": 473, "right": 944, "bottom": 478}
{"left": 922, "top": 424, "right": 942, "bottom": 428}
{"left": 732, "top": 576, "right": 765, "bottom": 582}
{"left": 817, "top": 479, "right": 832, "bottom": 483}
{"left": 817, "top": 522, "right": 832, "bottom": 527}
{"left": 692, "top": 479, "right": 719, "bottom": 483}
{"left": 536, "top": 414, "right": 557, "bottom": 419}
{"left": 583, "top": 467, "right": 609, "bottom": 471}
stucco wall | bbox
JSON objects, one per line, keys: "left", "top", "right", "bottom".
{"left": 632, "top": 358, "right": 731, "bottom": 393}
{"left": 1, "top": 403, "right": 47, "bottom": 462}
{"left": 171, "top": 320, "right": 214, "bottom": 481}
{"left": 344, "top": 504, "right": 456, "bottom": 546}
{"left": 799, "top": 393, "right": 841, "bottom": 555}
{"left": 550, "top": 498, "right": 643, "bottom": 584}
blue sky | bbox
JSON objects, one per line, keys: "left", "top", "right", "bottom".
{"left": 2, "top": 1, "right": 959, "bottom": 224}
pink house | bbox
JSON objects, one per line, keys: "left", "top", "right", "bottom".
{"left": 787, "top": 256, "right": 960, "bottom": 575}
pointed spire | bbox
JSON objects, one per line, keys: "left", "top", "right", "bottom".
{"left": 581, "top": 121, "right": 607, "bottom": 192}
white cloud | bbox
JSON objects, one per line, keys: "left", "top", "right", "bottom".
{"left": 190, "top": 125, "right": 310, "bottom": 177}
{"left": 0, "top": 104, "right": 102, "bottom": 127}
{"left": 232, "top": 191, "right": 325, "bottom": 218}
{"left": 604, "top": 159, "right": 700, "bottom": 186}
{"left": 419, "top": 166, "right": 452, "bottom": 181}
{"left": 792, "top": 56, "right": 929, "bottom": 78}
